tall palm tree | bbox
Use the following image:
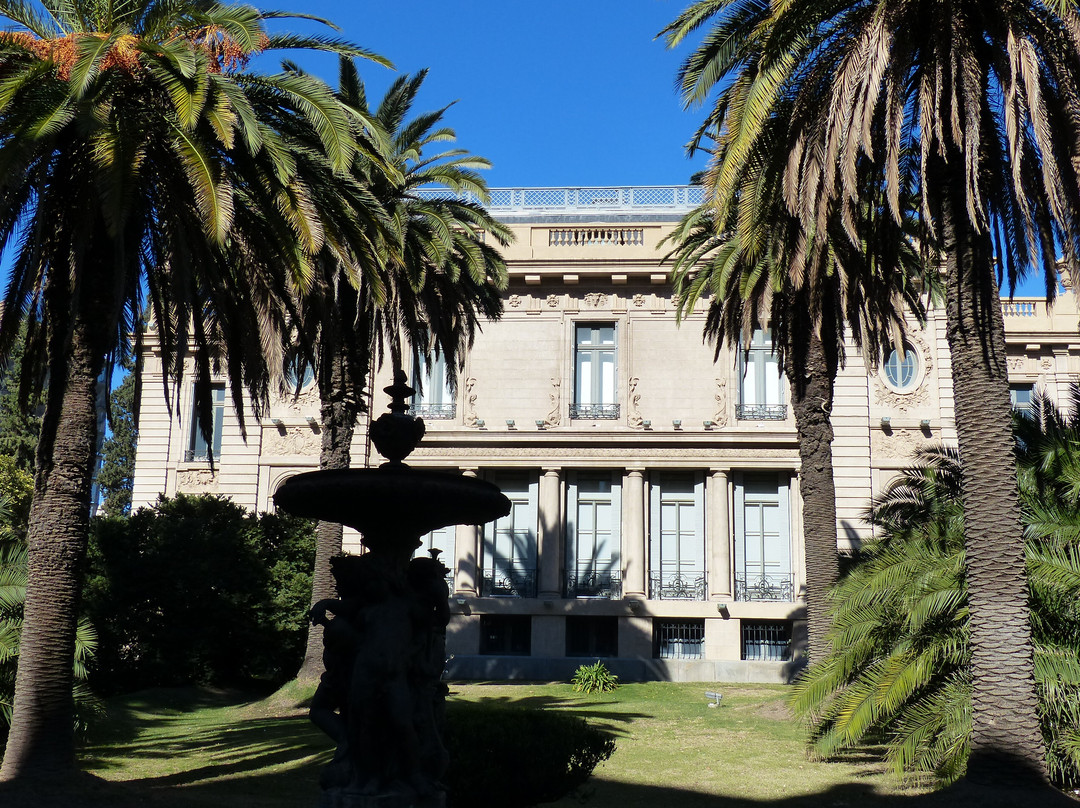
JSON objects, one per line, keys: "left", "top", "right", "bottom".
{"left": 665, "top": 0, "right": 1080, "bottom": 784}
{"left": 661, "top": 7, "right": 923, "bottom": 661}
{"left": 0, "top": 0, "right": 385, "bottom": 781}
{"left": 293, "top": 63, "right": 511, "bottom": 681}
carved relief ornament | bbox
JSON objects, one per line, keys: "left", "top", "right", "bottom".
{"left": 627, "top": 377, "right": 643, "bottom": 428}
{"left": 263, "top": 427, "right": 320, "bottom": 456}
{"left": 177, "top": 468, "right": 219, "bottom": 491}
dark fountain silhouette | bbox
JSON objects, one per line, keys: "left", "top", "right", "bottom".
{"left": 274, "top": 371, "right": 510, "bottom": 808}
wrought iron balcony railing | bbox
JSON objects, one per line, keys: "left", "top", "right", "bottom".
{"left": 409, "top": 403, "right": 456, "bottom": 420}
{"left": 481, "top": 565, "right": 537, "bottom": 598}
{"left": 565, "top": 567, "right": 622, "bottom": 599}
{"left": 734, "top": 572, "right": 795, "bottom": 602}
{"left": 569, "top": 403, "right": 620, "bottom": 420}
{"left": 736, "top": 404, "right": 788, "bottom": 421}
{"left": 649, "top": 570, "right": 707, "bottom": 601}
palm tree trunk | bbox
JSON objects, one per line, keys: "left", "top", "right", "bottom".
{"left": 297, "top": 348, "right": 359, "bottom": 684}
{"left": 940, "top": 175, "right": 1046, "bottom": 785}
{"left": 0, "top": 322, "right": 102, "bottom": 781}
{"left": 786, "top": 324, "right": 839, "bottom": 665}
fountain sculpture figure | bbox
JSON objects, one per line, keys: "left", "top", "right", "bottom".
{"left": 274, "top": 371, "right": 510, "bottom": 808}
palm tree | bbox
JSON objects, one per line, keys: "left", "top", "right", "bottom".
{"left": 664, "top": 0, "right": 1080, "bottom": 784}
{"left": 0, "top": 0, "right": 384, "bottom": 781}
{"left": 293, "top": 63, "right": 511, "bottom": 681}
{"left": 660, "top": 12, "right": 923, "bottom": 660}
{"left": 790, "top": 396, "right": 1080, "bottom": 788}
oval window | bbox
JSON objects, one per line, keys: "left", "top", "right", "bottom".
{"left": 883, "top": 346, "right": 918, "bottom": 391}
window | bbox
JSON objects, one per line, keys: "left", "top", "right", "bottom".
{"left": 1011, "top": 384, "right": 1035, "bottom": 419}
{"left": 649, "top": 473, "right": 706, "bottom": 600}
{"left": 283, "top": 351, "right": 315, "bottom": 391}
{"left": 417, "top": 524, "right": 456, "bottom": 583}
{"left": 411, "top": 354, "right": 455, "bottom": 419}
{"left": 566, "top": 617, "right": 618, "bottom": 658}
{"left": 741, "top": 621, "right": 791, "bottom": 661}
{"left": 572, "top": 324, "right": 618, "bottom": 419}
{"left": 565, "top": 472, "right": 621, "bottom": 598}
{"left": 186, "top": 384, "right": 225, "bottom": 462}
{"left": 654, "top": 619, "right": 705, "bottom": 660}
{"left": 734, "top": 473, "right": 793, "bottom": 602}
{"left": 883, "top": 344, "right": 919, "bottom": 391}
{"left": 737, "top": 329, "right": 786, "bottom": 420}
{"left": 479, "top": 615, "right": 531, "bottom": 655}
{"left": 481, "top": 473, "right": 538, "bottom": 597}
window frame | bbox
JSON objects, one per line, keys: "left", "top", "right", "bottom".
{"left": 733, "top": 471, "right": 794, "bottom": 602}
{"left": 565, "top": 471, "right": 622, "bottom": 598}
{"left": 481, "top": 472, "right": 539, "bottom": 597}
{"left": 411, "top": 353, "right": 456, "bottom": 419}
{"left": 737, "top": 329, "right": 786, "bottom": 420}
{"left": 571, "top": 322, "right": 619, "bottom": 419}
{"left": 186, "top": 383, "right": 225, "bottom": 462}
{"left": 648, "top": 472, "right": 707, "bottom": 600}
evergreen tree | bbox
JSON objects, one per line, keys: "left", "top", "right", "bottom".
{"left": 95, "top": 372, "right": 136, "bottom": 518}
{"left": 0, "top": 323, "right": 41, "bottom": 471}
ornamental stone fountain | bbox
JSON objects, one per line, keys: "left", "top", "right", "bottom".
{"left": 273, "top": 371, "right": 510, "bottom": 808}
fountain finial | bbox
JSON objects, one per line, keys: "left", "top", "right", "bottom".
{"left": 369, "top": 367, "right": 426, "bottom": 466}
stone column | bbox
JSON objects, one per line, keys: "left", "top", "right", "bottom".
{"left": 708, "top": 468, "right": 731, "bottom": 600}
{"left": 454, "top": 467, "right": 481, "bottom": 595}
{"left": 538, "top": 467, "right": 563, "bottom": 599}
{"left": 622, "top": 468, "right": 646, "bottom": 598}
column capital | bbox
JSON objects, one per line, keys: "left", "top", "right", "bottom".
{"left": 708, "top": 467, "right": 730, "bottom": 478}
{"left": 625, "top": 467, "right": 646, "bottom": 476}
{"left": 460, "top": 467, "right": 479, "bottom": 478}
{"left": 541, "top": 466, "right": 561, "bottom": 476}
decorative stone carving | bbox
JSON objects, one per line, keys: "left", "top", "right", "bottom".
{"left": 1042, "top": 357, "right": 1055, "bottom": 371}
{"left": 870, "top": 329, "right": 934, "bottom": 411}
{"left": 714, "top": 378, "right": 728, "bottom": 427}
{"left": 627, "top": 377, "right": 643, "bottom": 428}
{"left": 507, "top": 294, "right": 522, "bottom": 308}
{"left": 411, "top": 445, "right": 797, "bottom": 460}
{"left": 284, "top": 385, "right": 320, "bottom": 415}
{"left": 263, "top": 427, "right": 320, "bottom": 456}
{"left": 177, "top": 468, "right": 219, "bottom": 491}
{"left": 584, "top": 292, "right": 608, "bottom": 308}
{"left": 545, "top": 294, "right": 559, "bottom": 308}
{"left": 632, "top": 294, "right": 646, "bottom": 307}
{"left": 543, "top": 378, "right": 561, "bottom": 427}
{"left": 1007, "top": 356, "right": 1027, "bottom": 373}
{"left": 871, "top": 428, "right": 931, "bottom": 458}
{"left": 463, "top": 377, "right": 479, "bottom": 427}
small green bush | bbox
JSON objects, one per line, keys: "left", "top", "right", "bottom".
{"left": 572, "top": 660, "right": 620, "bottom": 694}
{"left": 444, "top": 701, "right": 615, "bottom": 808}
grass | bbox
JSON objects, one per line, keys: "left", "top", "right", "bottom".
{"left": 1, "top": 680, "right": 1073, "bottom": 807}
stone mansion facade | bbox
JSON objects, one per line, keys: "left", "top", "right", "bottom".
{"left": 130, "top": 185, "right": 1080, "bottom": 683}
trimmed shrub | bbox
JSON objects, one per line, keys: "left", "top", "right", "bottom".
{"left": 84, "top": 494, "right": 315, "bottom": 693}
{"left": 572, "top": 660, "right": 620, "bottom": 694}
{"left": 444, "top": 701, "right": 615, "bottom": 808}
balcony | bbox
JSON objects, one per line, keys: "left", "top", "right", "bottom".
{"left": 415, "top": 185, "right": 705, "bottom": 215}
{"left": 734, "top": 572, "right": 795, "bottom": 602}
{"left": 649, "top": 570, "right": 707, "bottom": 601}
{"left": 570, "top": 403, "right": 620, "bottom": 420}
{"left": 736, "top": 404, "right": 787, "bottom": 421}
{"left": 565, "top": 567, "right": 622, "bottom": 599}
{"left": 409, "top": 403, "right": 456, "bottom": 420}
{"left": 481, "top": 565, "right": 537, "bottom": 598}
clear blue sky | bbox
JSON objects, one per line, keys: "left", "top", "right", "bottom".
{"left": 277, "top": 0, "right": 709, "bottom": 188}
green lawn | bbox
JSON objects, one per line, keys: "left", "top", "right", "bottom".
{"left": 2, "top": 681, "right": 1072, "bottom": 807}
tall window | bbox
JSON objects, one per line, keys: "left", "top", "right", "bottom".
{"left": 734, "top": 472, "right": 793, "bottom": 602}
{"left": 649, "top": 473, "right": 706, "bottom": 600}
{"left": 186, "top": 384, "right": 225, "bottom": 462}
{"left": 411, "top": 354, "right": 455, "bottom": 419}
{"left": 1010, "top": 384, "right": 1035, "bottom": 419}
{"left": 572, "top": 324, "right": 618, "bottom": 419}
{"left": 417, "top": 524, "right": 456, "bottom": 583}
{"left": 565, "top": 472, "right": 621, "bottom": 598}
{"left": 481, "top": 473, "right": 538, "bottom": 597}
{"left": 738, "top": 329, "right": 786, "bottom": 420}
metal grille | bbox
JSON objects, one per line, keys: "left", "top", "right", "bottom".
{"left": 569, "top": 403, "right": 620, "bottom": 420}
{"left": 654, "top": 620, "right": 705, "bottom": 659}
{"left": 578, "top": 188, "right": 625, "bottom": 206}
{"left": 409, "top": 403, "right": 456, "bottom": 420}
{"left": 734, "top": 572, "right": 795, "bottom": 602}
{"left": 742, "top": 622, "right": 791, "bottom": 661}
{"left": 523, "top": 188, "right": 568, "bottom": 208}
{"left": 736, "top": 404, "right": 788, "bottom": 421}
{"left": 481, "top": 566, "right": 537, "bottom": 598}
{"left": 565, "top": 568, "right": 622, "bottom": 599}
{"left": 649, "top": 571, "right": 707, "bottom": 601}
{"left": 631, "top": 187, "right": 675, "bottom": 206}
